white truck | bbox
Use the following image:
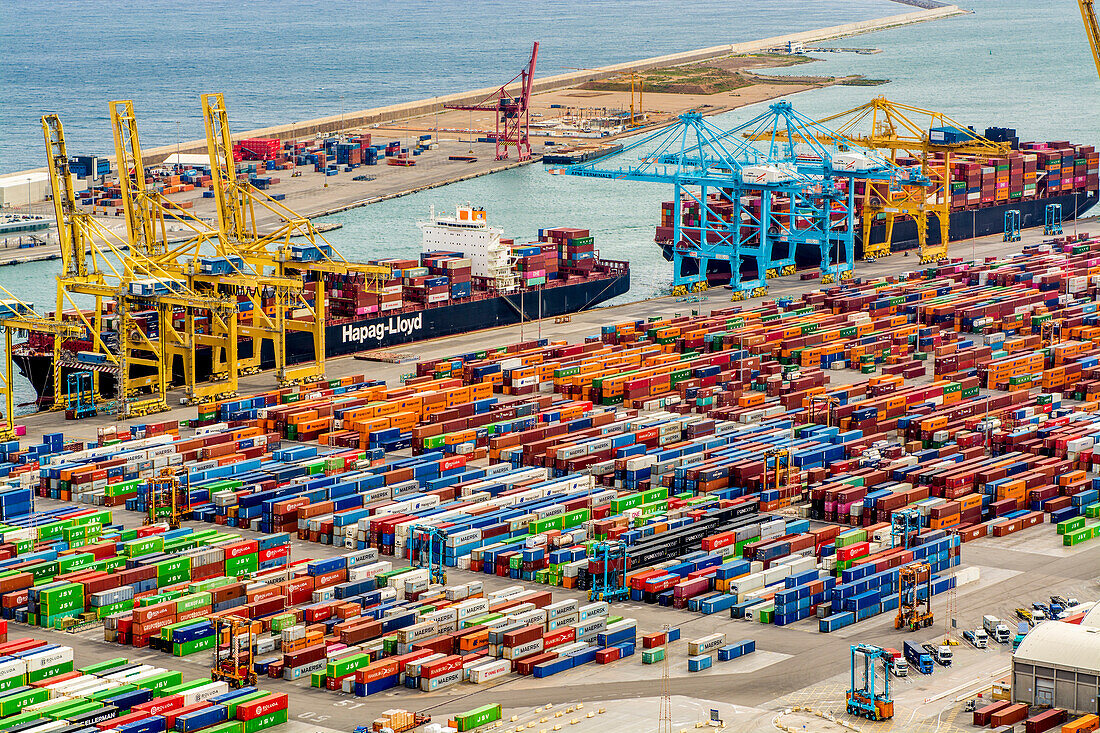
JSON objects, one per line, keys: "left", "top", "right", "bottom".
{"left": 983, "top": 615, "right": 1012, "bottom": 644}
{"left": 923, "top": 642, "right": 953, "bottom": 666}
{"left": 963, "top": 629, "right": 988, "bottom": 649}
{"left": 883, "top": 648, "right": 908, "bottom": 677}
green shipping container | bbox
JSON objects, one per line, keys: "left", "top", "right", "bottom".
{"left": 173, "top": 636, "right": 216, "bottom": 657}
{"left": 243, "top": 710, "right": 287, "bottom": 733}
{"left": 0, "top": 713, "right": 44, "bottom": 731}
{"left": 1064, "top": 528, "right": 1092, "bottom": 546}
{"left": 136, "top": 670, "right": 184, "bottom": 693}
{"left": 93, "top": 556, "right": 126, "bottom": 574}
{"left": 0, "top": 688, "right": 49, "bottom": 716}
{"left": 327, "top": 652, "right": 370, "bottom": 679}
{"left": 642, "top": 648, "right": 665, "bottom": 664}
{"left": 0, "top": 675, "right": 24, "bottom": 694}
{"left": 27, "top": 661, "right": 74, "bottom": 683}
{"left": 78, "top": 657, "right": 129, "bottom": 675}
{"left": 175, "top": 592, "right": 212, "bottom": 614}
{"left": 156, "top": 557, "right": 192, "bottom": 586}
{"left": 1057, "top": 517, "right": 1086, "bottom": 535}
{"left": 96, "top": 600, "right": 133, "bottom": 619}
{"left": 454, "top": 704, "right": 503, "bottom": 732}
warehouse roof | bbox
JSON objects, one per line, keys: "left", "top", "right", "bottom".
{"left": 1014, "top": 622, "right": 1100, "bottom": 672}
{"left": 1082, "top": 602, "right": 1100, "bottom": 628}
{"left": 160, "top": 153, "right": 210, "bottom": 168}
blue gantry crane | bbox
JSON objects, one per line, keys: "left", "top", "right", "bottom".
{"left": 891, "top": 507, "right": 922, "bottom": 549}
{"left": 550, "top": 101, "right": 916, "bottom": 299}
{"left": 589, "top": 540, "right": 630, "bottom": 603}
{"left": 1045, "top": 203, "right": 1064, "bottom": 235}
{"left": 1003, "top": 209, "right": 1021, "bottom": 242}
{"left": 410, "top": 525, "right": 448, "bottom": 586}
{"left": 847, "top": 644, "right": 894, "bottom": 720}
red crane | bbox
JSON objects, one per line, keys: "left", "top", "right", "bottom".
{"left": 446, "top": 42, "right": 539, "bottom": 161}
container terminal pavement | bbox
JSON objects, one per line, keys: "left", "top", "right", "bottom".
{"left": 0, "top": 231, "right": 1098, "bottom": 730}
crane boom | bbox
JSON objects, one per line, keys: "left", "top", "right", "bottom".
{"left": 445, "top": 42, "right": 538, "bottom": 161}
{"left": 1082, "top": 0, "right": 1100, "bottom": 80}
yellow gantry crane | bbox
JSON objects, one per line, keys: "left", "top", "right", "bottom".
{"left": 0, "top": 291, "right": 85, "bottom": 437}
{"left": 30, "top": 93, "right": 379, "bottom": 426}
{"left": 109, "top": 99, "right": 243, "bottom": 406}
{"left": 1081, "top": 0, "right": 1100, "bottom": 80}
{"left": 201, "top": 93, "right": 328, "bottom": 386}
{"left": 43, "top": 109, "right": 240, "bottom": 417}
{"left": 201, "top": 92, "right": 389, "bottom": 386}
{"left": 745, "top": 97, "right": 1010, "bottom": 264}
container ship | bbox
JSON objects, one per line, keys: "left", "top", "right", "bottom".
{"left": 14, "top": 207, "right": 629, "bottom": 406}
{"left": 541, "top": 143, "right": 624, "bottom": 165}
{"left": 656, "top": 130, "right": 1100, "bottom": 281}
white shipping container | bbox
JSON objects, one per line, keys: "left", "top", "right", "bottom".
{"left": 469, "top": 659, "right": 510, "bottom": 684}
{"left": 545, "top": 599, "right": 579, "bottom": 620}
{"left": 182, "top": 681, "right": 229, "bottom": 705}
{"left": 455, "top": 598, "right": 490, "bottom": 620}
{"left": 503, "top": 638, "right": 544, "bottom": 660}
{"left": 420, "top": 669, "right": 462, "bottom": 691}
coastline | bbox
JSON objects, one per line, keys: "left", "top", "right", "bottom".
{"left": 2, "top": 4, "right": 963, "bottom": 179}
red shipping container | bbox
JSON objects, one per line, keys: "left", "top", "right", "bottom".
{"left": 259, "top": 546, "right": 289, "bottom": 563}
{"left": 991, "top": 704, "right": 1030, "bottom": 728}
{"left": 223, "top": 540, "right": 259, "bottom": 560}
{"left": 1024, "top": 709, "right": 1066, "bottom": 733}
{"left": 355, "top": 659, "right": 399, "bottom": 684}
{"left": 161, "top": 702, "right": 213, "bottom": 730}
{"left": 543, "top": 627, "right": 576, "bottom": 649}
{"left": 237, "top": 692, "right": 288, "bottom": 721}
{"left": 421, "top": 655, "right": 464, "bottom": 679}
{"left": 314, "top": 569, "right": 346, "bottom": 588}
{"left": 131, "top": 695, "right": 185, "bottom": 718}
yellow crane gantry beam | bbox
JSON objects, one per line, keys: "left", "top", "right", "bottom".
{"left": 0, "top": 289, "right": 86, "bottom": 438}
{"left": 1081, "top": 0, "right": 1100, "bottom": 81}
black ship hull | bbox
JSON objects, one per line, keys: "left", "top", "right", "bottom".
{"left": 16, "top": 270, "right": 630, "bottom": 406}
{"left": 660, "top": 192, "right": 1099, "bottom": 281}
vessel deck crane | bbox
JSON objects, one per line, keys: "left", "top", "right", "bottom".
{"left": 445, "top": 42, "right": 538, "bottom": 161}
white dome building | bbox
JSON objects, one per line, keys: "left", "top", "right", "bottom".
{"left": 1011, "top": 621, "right": 1100, "bottom": 713}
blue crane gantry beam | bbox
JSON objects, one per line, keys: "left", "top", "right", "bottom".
{"left": 550, "top": 101, "right": 924, "bottom": 298}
